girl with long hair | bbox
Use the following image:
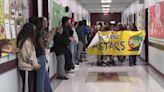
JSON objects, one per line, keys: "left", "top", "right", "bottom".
{"left": 17, "top": 23, "right": 40, "bottom": 92}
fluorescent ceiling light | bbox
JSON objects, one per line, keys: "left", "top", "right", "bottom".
{"left": 102, "top": 5, "right": 111, "bottom": 7}
{"left": 102, "top": 8, "right": 110, "bottom": 11}
{"left": 101, "top": 0, "right": 112, "bottom": 3}
{"left": 103, "top": 10, "right": 109, "bottom": 12}
{"left": 103, "top": 11, "right": 109, "bottom": 13}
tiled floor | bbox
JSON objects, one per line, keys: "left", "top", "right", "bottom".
{"left": 51, "top": 56, "right": 164, "bottom": 92}
{"left": 86, "top": 72, "right": 131, "bottom": 82}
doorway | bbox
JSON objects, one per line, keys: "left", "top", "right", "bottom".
{"left": 29, "top": 0, "right": 38, "bottom": 17}
{"left": 43, "top": 0, "right": 49, "bottom": 19}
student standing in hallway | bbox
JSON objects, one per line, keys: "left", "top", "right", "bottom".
{"left": 17, "top": 23, "right": 40, "bottom": 92}
{"left": 76, "top": 21, "right": 85, "bottom": 63}
{"left": 68, "top": 23, "right": 79, "bottom": 68}
{"left": 29, "top": 16, "right": 53, "bottom": 92}
{"left": 61, "top": 16, "right": 74, "bottom": 71}
{"left": 73, "top": 22, "right": 80, "bottom": 67}
{"left": 52, "top": 26, "right": 69, "bottom": 80}
{"left": 39, "top": 17, "right": 56, "bottom": 71}
{"left": 39, "top": 17, "right": 56, "bottom": 49}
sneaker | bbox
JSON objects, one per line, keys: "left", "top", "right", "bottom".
{"left": 79, "top": 60, "right": 83, "bottom": 62}
{"left": 68, "top": 69, "right": 76, "bottom": 73}
{"left": 75, "top": 65, "right": 80, "bottom": 68}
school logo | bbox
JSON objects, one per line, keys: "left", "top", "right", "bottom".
{"left": 128, "top": 35, "right": 144, "bottom": 51}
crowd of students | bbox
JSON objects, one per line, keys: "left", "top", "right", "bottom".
{"left": 16, "top": 16, "right": 89, "bottom": 92}
{"left": 0, "top": 15, "right": 139, "bottom": 92}
{"left": 88, "top": 23, "right": 138, "bottom": 66}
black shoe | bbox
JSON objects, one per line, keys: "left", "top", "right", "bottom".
{"left": 109, "top": 60, "right": 116, "bottom": 66}
{"left": 76, "top": 62, "right": 79, "bottom": 65}
{"left": 79, "top": 60, "right": 83, "bottom": 62}
{"left": 133, "top": 62, "right": 136, "bottom": 65}
{"left": 97, "top": 62, "right": 104, "bottom": 66}
{"left": 56, "top": 76, "right": 69, "bottom": 80}
{"left": 129, "top": 63, "right": 133, "bottom": 66}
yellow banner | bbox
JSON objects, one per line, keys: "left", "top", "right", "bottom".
{"left": 87, "top": 30, "right": 145, "bottom": 55}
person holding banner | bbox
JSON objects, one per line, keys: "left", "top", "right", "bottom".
{"left": 116, "top": 24, "right": 126, "bottom": 64}
{"left": 129, "top": 24, "right": 138, "bottom": 66}
{"left": 103, "top": 25, "right": 116, "bottom": 66}
{"left": 96, "top": 22, "right": 107, "bottom": 66}
{"left": 87, "top": 23, "right": 145, "bottom": 67}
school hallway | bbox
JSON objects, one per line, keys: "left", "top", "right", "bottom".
{"left": 1, "top": 0, "right": 164, "bottom": 92}
{"left": 51, "top": 56, "right": 164, "bottom": 92}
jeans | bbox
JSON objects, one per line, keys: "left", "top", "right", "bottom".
{"left": 56, "top": 54, "right": 66, "bottom": 77}
{"left": 77, "top": 41, "right": 84, "bottom": 61}
{"left": 129, "top": 55, "right": 136, "bottom": 63}
{"left": 74, "top": 44, "right": 78, "bottom": 64}
{"left": 68, "top": 42, "right": 76, "bottom": 65}
{"left": 36, "top": 55, "right": 52, "bottom": 92}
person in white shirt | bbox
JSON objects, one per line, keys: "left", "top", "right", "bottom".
{"left": 73, "top": 22, "right": 80, "bottom": 68}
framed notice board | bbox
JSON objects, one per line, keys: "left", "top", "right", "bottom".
{"left": 148, "top": 1, "right": 164, "bottom": 44}
{"left": 0, "top": 0, "right": 29, "bottom": 64}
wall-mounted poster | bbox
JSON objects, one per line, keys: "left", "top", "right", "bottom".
{"left": 4, "top": 0, "right": 9, "bottom": 15}
{"left": 136, "top": 10, "right": 145, "bottom": 30}
{"left": 10, "top": 20, "right": 16, "bottom": 39}
{"left": 128, "top": 14, "right": 134, "bottom": 24}
{"left": 4, "top": 19, "right": 11, "bottom": 39}
{"left": 149, "top": 1, "right": 164, "bottom": 39}
{"left": 0, "top": 0, "right": 4, "bottom": 39}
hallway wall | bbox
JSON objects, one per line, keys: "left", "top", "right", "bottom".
{"left": 52, "top": 0, "right": 89, "bottom": 22}
{"left": 122, "top": 0, "right": 164, "bottom": 74}
{"left": 0, "top": 69, "right": 20, "bottom": 92}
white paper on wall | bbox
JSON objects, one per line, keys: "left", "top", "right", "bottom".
{"left": 5, "top": 19, "right": 11, "bottom": 39}
{"left": 4, "top": 0, "right": 9, "bottom": 15}
{"left": 10, "top": 20, "right": 16, "bottom": 39}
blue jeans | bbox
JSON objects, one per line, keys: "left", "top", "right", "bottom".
{"left": 74, "top": 44, "right": 78, "bottom": 64}
{"left": 129, "top": 55, "right": 136, "bottom": 63}
{"left": 36, "top": 55, "right": 52, "bottom": 92}
{"left": 68, "top": 42, "right": 76, "bottom": 65}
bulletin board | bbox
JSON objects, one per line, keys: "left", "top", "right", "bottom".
{"left": 148, "top": 1, "right": 164, "bottom": 43}
{"left": 0, "top": 0, "right": 29, "bottom": 64}
{"left": 52, "top": 2, "right": 65, "bottom": 27}
{"left": 136, "top": 10, "right": 145, "bottom": 30}
{"left": 128, "top": 14, "right": 135, "bottom": 24}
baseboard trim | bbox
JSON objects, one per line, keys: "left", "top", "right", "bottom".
{"left": 147, "top": 63, "right": 164, "bottom": 77}
{"left": 139, "top": 56, "right": 164, "bottom": 77}
{"left": 138, "top": 56, "right": 145, "bottom": 62}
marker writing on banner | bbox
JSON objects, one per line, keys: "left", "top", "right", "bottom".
{"left": 93, "top": 41, "right": 126, "bottom": 51}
